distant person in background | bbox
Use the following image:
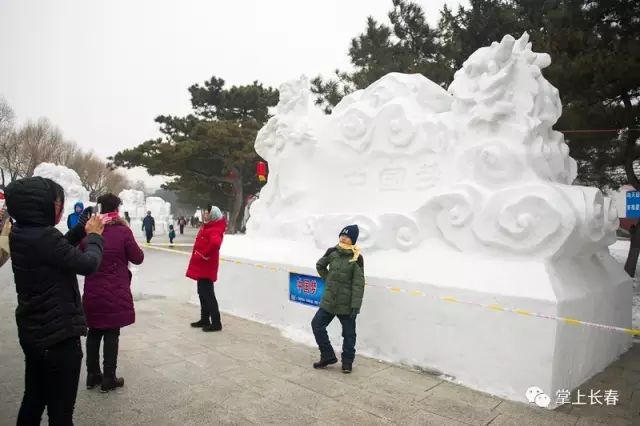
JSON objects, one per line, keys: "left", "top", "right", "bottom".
{"left": 142, "top": 211, "right": 155, "bottom": 243}
{"left": 625, "top": 224, "right": 640, "bottom": 277}
{"left": 66, "top": 201, "right": 84, "bottom": 230}
{"left": 187, "top": 205, "right": 226, "bottom": 332}
{"left": 0, "top": 208, "right": 11, "bottom": 268}
{"left": 82, "top": 193, "right": 144, "bottom": 393}
{"left": 124, "top": 211, "right": 131, "bottom": 225}
{"left": 312, "top": 224, "right": 365, "bottom": 374}
{"left": 178, "top": 216, "right": 187, "bottom": 234}
{"left": 168, "top": 224, "right": 176, "bottom": 246}
{"left": 5, "top": 177, "right": 104, "bottom": 426}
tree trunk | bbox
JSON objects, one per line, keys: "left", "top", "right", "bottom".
{"left": 227, "top": 168, "right": 243, "bottom": 234}
{"left": 623, "top": 140, "right": 640, "bottom": 191}
{"left": 185, "top": 164, "right": 245, "bottom": 233}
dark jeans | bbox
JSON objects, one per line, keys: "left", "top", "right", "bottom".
{"left": 197, "top": 279, "right": 221, "bottom": 326}
{"left": 625, "top": 247, "right": 639, "bottom": 277}
{"left": 179, "top": 225, "right": 184, "bottom": 234}
{"left": 18, "top": 337, "right": 83, "bottom": 426}
{"left": 145, "top": 230, "right": 153, "bottom": 243}
{"left": 86, "top": 328, "right": 120, "bottom": 378}
{"left": 311, "top": 308, "right": 357, "bottom": 363}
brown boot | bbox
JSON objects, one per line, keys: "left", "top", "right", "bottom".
{"left": 100, "top": 376, "right": 125, "bottom": 393}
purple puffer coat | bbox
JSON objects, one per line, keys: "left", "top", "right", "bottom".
{"left": 82, "top": 221, "right": 144, "bottom": 329}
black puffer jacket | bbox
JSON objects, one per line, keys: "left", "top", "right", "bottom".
{"left": 5, "top": 177, "right": 104, "bottom": 349}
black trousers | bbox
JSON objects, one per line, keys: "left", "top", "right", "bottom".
{"left": 311, "top": 308, "right": 357, "bottom": 363}
{"left": 197, "top": 279, "right": 221, "bottom": 326}
{"left": 145, "top": 230, "right": 153, "bottom": 243}
{"left": 17, "top": 337, "right": 83, "bottom": 426}
{"left": 86, "top": 328, "right": 120, "bottom": 378}
{"left": 625, "top": 247, "right": 639, "bottom": 277}
{"left": 179, "top": 225, "right": 184, "bottom": 234}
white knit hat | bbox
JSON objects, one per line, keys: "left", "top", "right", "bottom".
{"left": 209, "top": 205, "right": 223, "bottom": 221}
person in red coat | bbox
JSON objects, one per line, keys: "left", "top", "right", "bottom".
{"left": 187, "top": 205, "right": 226, "bottom": 332}
{"left": 81, "top": 193, "right": 144, "bottom": 392}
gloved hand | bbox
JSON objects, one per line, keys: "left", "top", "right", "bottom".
{"left": 77, "top": 206, "right": 94, "bottom": 227}
{"left": 350, "top": 308, "right": 360, "bottom": 319}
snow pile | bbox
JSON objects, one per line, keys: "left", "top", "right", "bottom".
{"left": 248, "top": 33, "right": 618, "bottom": 261}
{"left": 33, "top": 163, "right": 90, "bottom": 230}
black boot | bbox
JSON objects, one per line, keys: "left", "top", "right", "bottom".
{"left": 190, "top": 319, "right": 209, "bottom": 328}
{"left": 202, "top": 324, "right": 222, "bottom": 332}
{"left": 313, "top": 357, "right": 338, "bottom": 369}
{"left": 342, "top": 362, "right": 353, "bottom": 374}
{"left": 101, "top": 376, "right": 125, "bottom": 393}
{"left": 86, "top": 373, "right": 103, "bottom": 390}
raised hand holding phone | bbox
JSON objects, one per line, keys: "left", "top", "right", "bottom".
{"left": 85, "top": 215, "right": 104, "bottom": 236}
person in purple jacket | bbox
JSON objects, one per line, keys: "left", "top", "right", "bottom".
{"left": 81, "top": 193, "right": 144, "bottom": 393}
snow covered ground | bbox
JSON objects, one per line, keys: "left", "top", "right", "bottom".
{"left": 609, "top": 239, "right": 640, "bottom": 332}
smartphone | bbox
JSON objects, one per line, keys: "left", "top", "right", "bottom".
{"left": 101, "top": 212, "right": 119, "bottom": 224}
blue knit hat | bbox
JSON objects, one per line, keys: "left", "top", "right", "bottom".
{"left": 339, "top": 224, "right": 359, "bottom": 244}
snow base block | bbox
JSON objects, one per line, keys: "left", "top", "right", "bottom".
{"left": 215, "top": 249, "right": 632, "bottom": 408}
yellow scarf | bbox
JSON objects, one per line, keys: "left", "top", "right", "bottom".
{"left": 338, "top": 242, "right": 361, "bottom": 263}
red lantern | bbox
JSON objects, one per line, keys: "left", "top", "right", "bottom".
{"left": 256, "top": 161, "right": 267, "bottom": 182}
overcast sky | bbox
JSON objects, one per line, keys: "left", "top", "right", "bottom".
{"left": 0, "top": 0, "right": 464, "bottom": 188}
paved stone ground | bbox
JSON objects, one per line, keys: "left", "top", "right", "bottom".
{"left": 0, "top": 234, "right": 638, "bottom": 425}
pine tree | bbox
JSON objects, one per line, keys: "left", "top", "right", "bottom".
{"left": 110, "top": 77, "right": 278, "bottom": 233}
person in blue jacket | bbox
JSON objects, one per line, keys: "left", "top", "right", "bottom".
{"left": 66, "top": 202, "right": 84, "bottom": 230}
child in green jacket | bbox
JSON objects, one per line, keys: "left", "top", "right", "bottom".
{"left": 168, "top": 224, "right": 176, "bottom": 245}
{"left": 311, "top": 224, "right": 365, "bottom": 373}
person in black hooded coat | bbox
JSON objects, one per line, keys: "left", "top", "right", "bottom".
{"left": 5, "top": 177, "right": 105, "bottom": 426}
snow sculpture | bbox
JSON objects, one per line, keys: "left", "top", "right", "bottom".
{"left": 248, "top": 34, "right": 617, "bottom": 259}
{"left": 145, "top": 196, "right": 172, "bottom": 235}
{"left": 236, "top": 34, "right": 632, "bottom": 407}
{"left": 120, "top": 189, "right": 146, "bottom": 219}
{"left": 119, "top": 189, "right": 146, "bottom": 235}
{"left": 118, "top": 190, "right": 172, "bottom": 236}
{"left": 33, "top": 163, "right": 90, "bottom": 229}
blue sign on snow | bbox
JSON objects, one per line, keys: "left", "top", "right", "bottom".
{"left": 626, "top": 191, "right": 640, "bottom": 218}
{"left": 289, "top": 273, "right": 325, "bottom": 307}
